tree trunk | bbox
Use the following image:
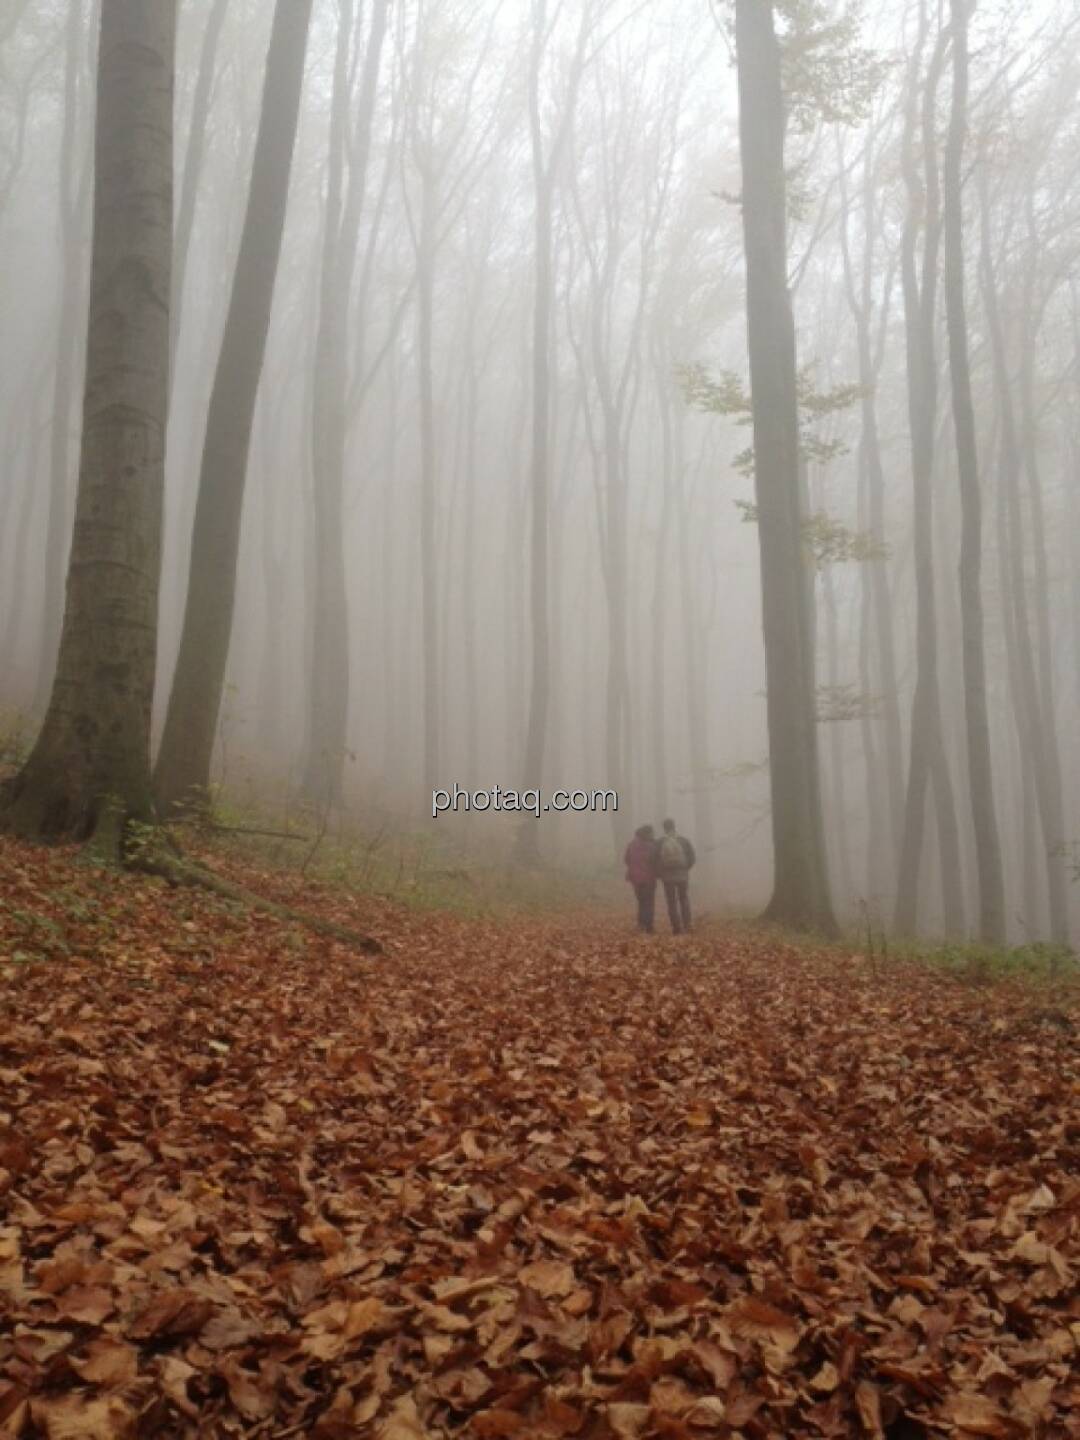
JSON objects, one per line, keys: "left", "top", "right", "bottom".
{"left": 675, "top": 441, "right": 716, "bottom": 877}
{"left": 0, "top": 370, "right": 47, "bottom": 688}
{"left": 417, "top": 174, "right": 440, "bottom": 804}
{"left": 303, "top": 0, "right": 389, "bottom": 808}
{"left": 734, "top": 0, "right": 836, "bottom": 934}
{"left": 894, "top": 6, "right": 964, "bottom": 937}
{"left": 1016, "top": 195, "right": 1070, "bottom": 945}
{"left": 836, "top": 128, "right": 904, "bottom": 883}
{"left": 651, "top": 380, "right": 674, "bottom": 820}
{"left": 518, "top": 0, "right": 591, "bottom": 859}
{"left": 942, "top": 0, "right": 1005, "bottom": 943}
{"left": 822, "top": 557, "right": 854, "bottom": 908}
{"left": 38, "top": 0, "right": 91, "bottom": 710}
{"left": 154, "top": 0, "right": 314, "bottom": 816}
{"left": 3, "top": 0, "right": 175, "bottom": 849}
{"left": 978, "top": 166, "right": 1070, "bottom": 945}
{"left": 171, "top": 0, "right": 230, "bottom": 374}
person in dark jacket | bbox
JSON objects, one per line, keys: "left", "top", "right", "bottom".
{"left": 656, "top": 817, "right": 695, "bottom": 934}
{"left": 623, "top": 824, "right": 657, "bottom": 933}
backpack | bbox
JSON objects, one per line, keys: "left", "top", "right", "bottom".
{"left": 658, "top": 833, "right": 684, "bottom": 873}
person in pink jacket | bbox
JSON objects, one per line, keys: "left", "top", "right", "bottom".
{"left": 623, "top": 824, "right": 657, "bottom": 933}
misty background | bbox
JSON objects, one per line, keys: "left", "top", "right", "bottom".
{"left": 1, "top": 0, "right": 1079, "bottom": 941}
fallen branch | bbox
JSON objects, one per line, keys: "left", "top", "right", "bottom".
{"left": 133, "top": 848, "right": 382, "bottom": 956}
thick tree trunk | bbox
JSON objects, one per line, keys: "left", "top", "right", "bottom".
{"left": 154, "top": 0, "right": 313, "bottom": 817}
{"left": 3, "top": 0, "right": 175, "bottom": 849}
{"left": 942, "top": 0, "right": 1005, "bottom": 943}
{"left": 734, "top": 0, "right": 836, "bottom": 934}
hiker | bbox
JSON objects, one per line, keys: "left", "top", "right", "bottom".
{"left": 623, "top": 824, "right": 657, "bottom": 933}
{"left": 656, "top": 817, "right": 695, "bottom": 934}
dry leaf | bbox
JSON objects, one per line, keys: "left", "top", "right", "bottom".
{"left": 519, "top": 1259, "right": 575, "bottom": 1298}
{"left": 71, "top": 1337, "right": 138, "bottom": 1388}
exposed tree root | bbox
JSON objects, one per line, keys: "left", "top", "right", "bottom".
{"left": 132, "top": 845, "right": 383, "bottom": 956}
{"left": 2, "top": 777, "right": 382, "bottom": 957}
{"left": 135, "top": 846, "right": 383, "bottom": 955}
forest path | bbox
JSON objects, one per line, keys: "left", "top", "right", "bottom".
{"left": 0, "top": 836, "right": 1076, "bottom": 1437}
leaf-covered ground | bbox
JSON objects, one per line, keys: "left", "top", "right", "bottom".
{"left": 0, "top": 836, "right": 1077, "bottom": 1439}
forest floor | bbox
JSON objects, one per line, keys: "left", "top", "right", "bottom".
{"left": 0, "top": 834, "right": 1077, "bottom": 1439}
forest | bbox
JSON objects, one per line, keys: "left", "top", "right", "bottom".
{"left": 2, "top": 0, "right": 1080, "bottom": 943}
{"left": 0, "top": 1, "right": 1077, "bottom": 1436}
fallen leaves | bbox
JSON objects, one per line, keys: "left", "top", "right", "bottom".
{"left": 69, "top": 1337, "right": 138, "bottom": 1388}
{"left": 28, "top": 1394, "right": 137, "bottom": 1440}
{"left": 125, "top": 1288, "right": 214, "bottom": 1341}
{"left": 519, "top": 1258, "right": 575, "bottom": 1298}
{"left": 0, "top": 835, "right": 1076, "bottom": 1436}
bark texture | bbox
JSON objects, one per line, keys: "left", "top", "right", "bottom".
{"left": 734, "top": 0, "right": 837, "bottom": 934}
{"left": 154, "top": 0, "right": 314, "bottom": 816}
{"left": 3, "top": 0, "right": 175, "bottom": 846}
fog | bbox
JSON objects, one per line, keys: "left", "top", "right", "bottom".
{"left": 2, "top": 0, "right": 1079, "bottom": 942}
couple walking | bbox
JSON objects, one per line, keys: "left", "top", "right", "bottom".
{"left": 624, "top": 819, "right": 696, "bottom": 935}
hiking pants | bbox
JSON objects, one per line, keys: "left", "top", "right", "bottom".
{"left": 662, "top": 878, "right": 691, "bottom": 934}
{"left": 633, "top": 881, "right": 656, "bottom": 933}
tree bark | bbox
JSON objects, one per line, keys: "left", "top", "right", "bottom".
{"left": 303, "top": 0, "right": 389, "bottom": 808}
{"left": 894, "top": 5, "right": 964, "bottom": 936}
{"left": 417, "top": 169, "right": 440, "bottom": 802}
{"left": 734, "top": 0, "right": 837, "bottom": 934}
{"left": 836, "top": 126, "right": 904, "bottom": 888}
{"left": 942, "top": 0, "right": 1005, "bottom": 943}
{"left": 518, "top": 0, "right": 592, "bottom": 861}
{"left": 170, "top": 0, "right": 230, "bottom": 375}
{"left": 3, "top": 0, "right": 175, "bottom": 849}
{"left": 38, "top": 0, "right": 91, "bottom": 710}
{"left": 978, "top": 165, "right": 1070, "bottom": 945}
{"left": 154, "top": 0, "right": 314, "bottom": 817}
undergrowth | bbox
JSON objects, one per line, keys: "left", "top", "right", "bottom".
{"left": 174, "top": 790, "right": 621, "bottom": 919}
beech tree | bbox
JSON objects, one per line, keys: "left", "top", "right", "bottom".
{"left": 170, "top": 0, "right": 230, "bottom": 374}
{"left": 38, "top": 0, "right": 93, "bottom": 709}
{"left": 733, "top": 0, "right": 836, "bottom": 934}
{"left": 942, "top": 0, "right": 1005, "bottom": 943}
{"left": 517, "top": 0, "right": 594, "bottom": 861}
{"left": 894, "top": 1, "right": 964, "bottom": 937}
{"left": 1, "top": 0, "right": 175, "bottom": 850}
{"left": 301, "top": 0, "right": 392, "bottom": 809}
{"left": 153, "top": 0, "right": 314, "bottom": 817}
{"left": 4, "top": 0, "right": 1079, "bottom": 946}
